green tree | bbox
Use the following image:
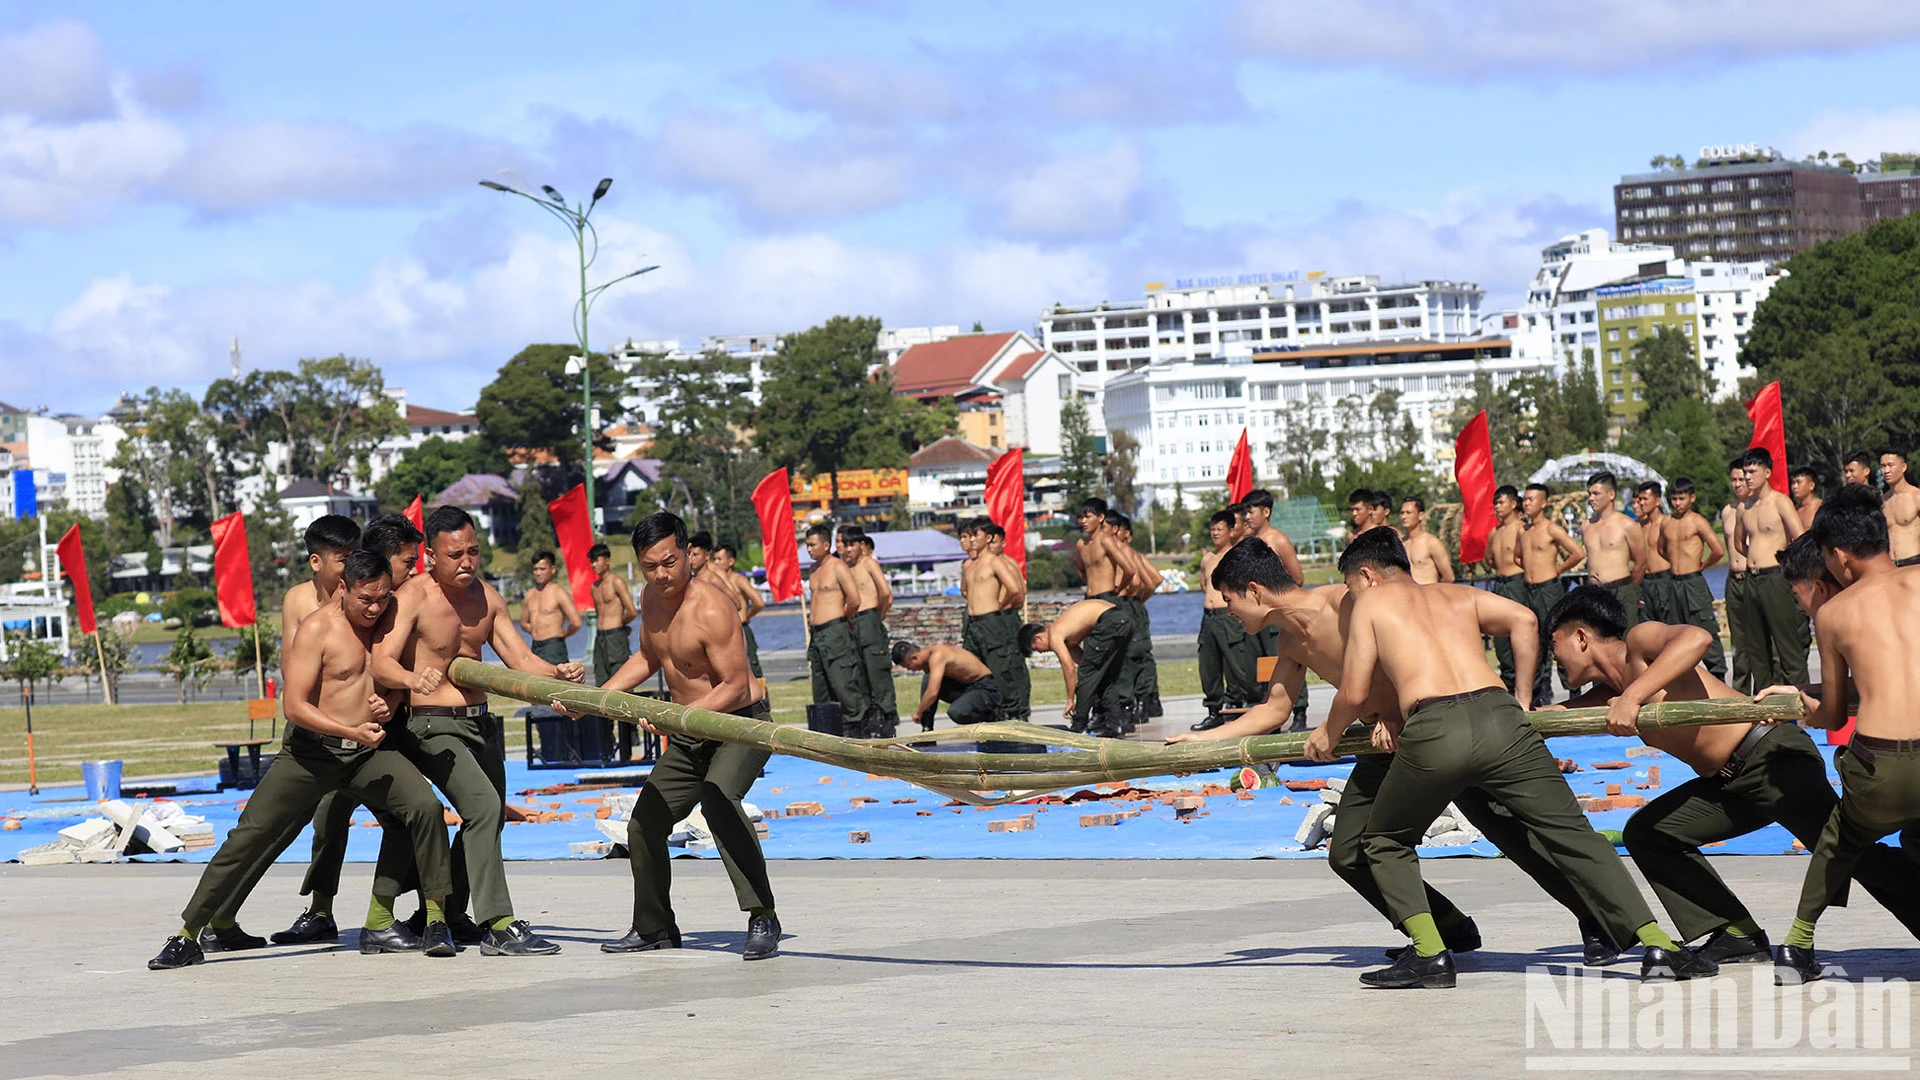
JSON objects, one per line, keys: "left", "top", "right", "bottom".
{"left": 243, "top": 490, "right": 297, "bottom": 611}
{"left": 227, "top": 624, "right": 278, "bottom": 693}
{"left": 1, "top": 632, "right": 63, "bottom": 699}
{"left": 475, "top": 344, "right": 625, "bottom": 473}
{"left": 203, "top": 356, "right": 405, "bottom": 488}
{"left": 74, "top": 624, "right": 133, "bottom": 704}
{"left": 164, "top": 626, "right": 216, "bottom": 704}
{"left": 1560, "top": 351, "right": 1609, "bottom": 450}
{"left": 636, "top": 349, "right": 765, "bottom": 544}
{"left": 103, "top": 478, "right": 155, "bottom": 558}
{"left": 1057, "top": 396, "right": 1102, "bottom": 506}
{"left": 513, "top": 478, "right": 559, "bottom": 589}
{"left": 1744, "top": 215, "right": 1920, "bottom": 471}
{"left": 1630, "top": 326, "right": 1705, "bottom": 407}
{"left": 1102, "top": 429, "right": 1141, "bottom": 514}
{"left": 110, "top": 387, "right": 214, "bottom": 546}
{"left": 375, "top": 436, "right": 500, "bottom": 510}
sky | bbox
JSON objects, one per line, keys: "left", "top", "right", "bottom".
{"left": 4, "top": 0, "right": 1920, "bottom": 415}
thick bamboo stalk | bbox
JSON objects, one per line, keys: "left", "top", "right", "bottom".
{"left": 450, "top": 659, "right": 1804, "bottom": 801}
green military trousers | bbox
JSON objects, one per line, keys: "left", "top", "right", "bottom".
{"left": 963, "top": 608, "right": 1031, "bottom": 722}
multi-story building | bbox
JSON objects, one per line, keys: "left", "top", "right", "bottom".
{"left": 1103, "top": 337, "right": 1549, "bottom": 508}
{"left": 362, "top": 386, "right": 479, "bottom": 488}
{"left": 1037, "top": 274, "right": 1485, "bottom": 421}
{"left": 1860, "top": 158, "right": 1920, "bottom": 223}
{"left": 1592, "top": 260, "right": 1783, "bottom": 426}
{"left": 889, "top": 331, "right": 1078, "bottom": 455}
{"left": 610, "top": 332, "right": 782, "bottom": 432}
{"left": 1503, "top": 229, "right": 1677, "bottom": 372}
{"left": 1615, "top": 147, "right": 1860, "bottom": 263}
{"left": 878, "top": 325, "right": 959, "bottom": 365}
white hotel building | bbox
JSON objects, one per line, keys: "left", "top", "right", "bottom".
{"left": 1037, "top": 273, "right": 1486, "bottom": 422}
{"left": 1103, "top": 338, "right": 1551, "bottom": 508}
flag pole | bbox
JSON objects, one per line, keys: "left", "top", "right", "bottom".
{"left": 22, "top": 685, "right": 37, "bottom": 795}
{"left": 93, "top": 631, "right": 113, "bottom": 706}
{"left": 253, "top": 625, "right": 265, "bottom": 698}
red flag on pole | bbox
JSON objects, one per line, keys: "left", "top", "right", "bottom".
{"left": 403, "top": 493, "right": 428, "bottom": 576}
{"left": 1745, "top": 381, "right": 1789, "bottom": 495}
{"left": 546, "top": 483, "right": 597, "bottom": 613}
{"left": 1453, "top": 411, "right": 1497, "bottom": 565}
{"left": 752, "top": 468, "right": 803, "bottom": 603}
{"left": 209, "top": 511, "right": 257, "bottom": 628}
{"left": 54, "top": 524, "right": 96, "bottom": 635}
{"left": 1225, "top": 429, "right": 1254, "bottom": 503}
{"left": 984, "top": 447, "right": 1027, "bottom": 573}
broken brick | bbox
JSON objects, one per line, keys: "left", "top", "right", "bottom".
{"left": 1079, "top": 813, "right": 1123, "bottom": 827}
{"left": 1648, "top": 765, "right": 1661, "bottom": 787}
{"left": 1606, "top": 783, "right": 1623, "bottom": 796}
{"left": 784, "top": 801, "right": 826, "bottom": 817}
{"left": 595, "top": 806, "right": 612, "bottom": 819}
{"left": 892, "top": 798, "right": 917, "bottom": 805}
{"left": 1236, "top": 790, "right": 1256, "bottom": 800}
{"left": 848, "top": 831, "right": 871, "bottom": 844}
{"left": 1593, "top": 761, "right": 1631, "bottom": 770}
{"left": 1283, "top": 779, "right": 1329, "bottom": 792}
{"left": 916, "top": 810, "right": 933, "bottom": 817}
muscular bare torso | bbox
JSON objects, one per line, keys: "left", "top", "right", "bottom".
{"left": 1489, "top": 520, "right": 1523, "bottom": 577}
{"left": 639, "top": 577, "right": 762, "bottom": 711}
{"left": 1886, "top": 484, "right": 1920, "bottom": 562}
{"left": 1583, "top": 511, "right": 1637, "bottom": 583}
{"left": 809, "top": 557, "right": 856, "bottom": 623}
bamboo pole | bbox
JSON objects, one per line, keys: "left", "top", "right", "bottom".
{"left": 93, "top": 631, "right": 113, "bottom": 706}
{"left": 449, "top": 658, "right": 1804, "bottom": 801}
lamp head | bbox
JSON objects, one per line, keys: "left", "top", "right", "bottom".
{"left": 541, "top": 184, "right": 565, "bottom": 204}
{"left": 478, "top": 180, "right": 511, "bottom": 192}
{"left": 564, "top": 356, "right": 585, "bottom": 376}
{"left": 591, "top": 177, "right": 613, "bottom": 203}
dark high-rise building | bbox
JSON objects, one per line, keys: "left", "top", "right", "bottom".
{"left": 1614, "top": 154, "right": 1860, "bottom": 264}
{"left": 1860, "top": 166, "right": 1920, "bottom": 224}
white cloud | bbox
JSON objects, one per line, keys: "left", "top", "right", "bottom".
{"left": 1780, "top": 107, "right": 1920, "bottom": 160}
{"left": 1232, "top": 0, "right": 1920, "bottom": 80}
{"left": 989, "top": 140, "right": 1147, "bottom": 242}
{"left": 0, "top": 19, "right": 114, "bottom": 121}
{"left": 0, "top": 101, "right": 186, "bottom": 226}
{"left": 648, "top": 112, "right": 916, "bottom": 223}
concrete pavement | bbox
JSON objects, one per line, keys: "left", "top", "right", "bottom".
{"left": 4, "top": 857, "right": 1920, "bottom": 1078}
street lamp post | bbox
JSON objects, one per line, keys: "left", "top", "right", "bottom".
{"left": 478, "top": 176, "right": 657, "bottom": 528}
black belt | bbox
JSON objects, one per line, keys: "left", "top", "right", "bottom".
{"left": 1673, "top": 571, "right": 1703, "bottom": 580}
{"left": 1897, "top": 555, "right": 1920, "bottom": 568}
{"left": 1730, "top": 570, "right": 1749, "bottom": 580}
{"left": 1848, "top": 733, "right": 1920, "bottom": 768}
{"left": 1409, "top": 686, "right": 1506, "bottom": 715}
{"left": 1593, "top": 576, "right": 1634, "bottom": 590}
{"left": 1750, "top": 565, "right": 1782, "bottom": 576}
{"left": 1644, "top": 570, "right": 1672, "bottom": 580}
{"left": 410, "top": 703, "right": 488, "bottom": 718}
{"left": 810, "top": 617, "right": 851, "bottom": 630}
{"left": 1495, "top": 573, "right": 1524, "bottom": 584}
{"left": 1713, "top": 723, "right": 1778, "bottom": 783}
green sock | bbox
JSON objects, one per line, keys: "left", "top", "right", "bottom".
{"left": 424, "top": 898, "right": 445, "bottom": 924}
{"left": 489, "top": 915, "right": 516, "bottom": 931}
{"left": 180, "top": 924, "right": 204, "bottom": 939}
{"left": 1784, "top": 918, "right": 1816, "bottom": 949}
{"left": 364, "top": 894, "right": 396, "bottom": 932}
{"left": 308, "top": 892, "right": 333, "bottom": 918}
{"left": 1403, "top": 912, "right": 1445, "bottom": 958}
{"left": 750, "top": 907, "right": 776, "bottom": 919}
{"left": 1724, "top": 918, "right": 1762, "bottom": 938}
{"left": 1635, "top": 922, "right": 1679, "bottom": 951}
{"left": 208, "top": 916, "right": 236, "bottom": 931}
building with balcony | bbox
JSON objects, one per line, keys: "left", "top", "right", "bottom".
{"left": 890, "top": 331, "right": 1078, "bottom": 455}
{"left": 1615, "top": 150, "right": 1861, "bottom": 264}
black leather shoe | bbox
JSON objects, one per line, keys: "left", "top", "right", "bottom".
{"left": 421, "top": 921, "right": 457, "bottom": 958}
{"left": 448, "top": 913, "right": 486, "bottom": 945}
{"left": 1145, "top": 695, "right": 1164, "bottom": 718}
{"left": 149, "top": 935, "right": 204, "bottom": 970}
{"left": 359, "top": 922, "right": 424, "bottom": 955}
{"left": 1642, "top": 945, "right": 1717, "bottom": 981}
{"left": 481, "top": 920, "right": 562, "bottom": 956}
{"left": 1697, "top": 928, "right": 1771, "bottom": 965}
{"left": 198, "top": 925, "right": 266, "bottom": 952}
{"left": 1774, "top": 943, "right": 1822, "bottom": 985}
{"left": 602, "top": 926, "right": 682, "bottom": 953}
{"left": 744, "top": 913, "right": 781, "bottom": 961}
{"left": 1068, "top": 712, "right": 1090, "bottom": 733}
{"left": 1190, "top": 712, "right": 1230, "bottom": 732}
{"left": 1361, "top": 948, "right": 1456, "bottom": 989}
{"left": 1581, "top": 919, "right": 1623, "bottom": 967}
{"left": 1385, "top": 918, "right": 1480, "bottom": 961}
{"left": 270, "top": 911, "right": 338, "bottom": 945}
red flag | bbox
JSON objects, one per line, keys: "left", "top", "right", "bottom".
{"left": 752, "top": 468, "right": 803, "bottom": 603}
{"left": 1745, "top": 381, "right": 1789, "bottom": 494}
{"left": 54, "top": 524, "right": 96, "bottom": 636}
{"left": 1453, "top": 411, "right": 1497, "bottom": 565}
{"left": 209, "top": 511, "right": 257, "bottom": 628}
{"left": 984, "top": 447, "right": 1027, "bottom": 573}
{"left": 403, "top": 493, "right": 427, "bottom": 576}
{"left": 1225, "top": 429, "right": 1254, "bottom": 503}
{"left": 546, "top": 483, "right": 597, "bottom": 613}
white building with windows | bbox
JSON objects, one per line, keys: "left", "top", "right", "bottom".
{"left": 1103, "top": 338, "right": 1552, "bottom": 509}
{"left": 1691, "top": 260, "right": 1778, "bottom": 395}
{"left": 363, "top": 387, "right": 479, "bottom": 489}
{"left": 1037, "top": 274, "right": 1486, "bottom": 422}
{"left": 1501, "top": 229, "right": 1678, "bottom": 374}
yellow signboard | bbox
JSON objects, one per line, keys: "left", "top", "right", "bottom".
{"left": 791, "top": 468, "right": 908, "bottom": 503}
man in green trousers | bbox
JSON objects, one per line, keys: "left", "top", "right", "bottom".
{"left": 1735, "top": 448, "right": 1810, "bottom": 688}
{"left": 566, "top": 512, "right": 780, "bottom": 960}
{"left": 1519, "top": 483, "right": 1586, "bottom": 706}
{"left": 1485, "top": 486, "right": 1531, "bottom": 692}
{"left": 1194, "top": 510, "right": 1262, "bottom": 729}
{"left": 841, "top": 527, "right": 899, "bottom": 737}
{"left": 589, "top": 542, "right": 637, "bottom": 687}
{"left": 150, "top": 552, "right": 456, "bottom": 969}
{"left": 1334, "top": 528, "right": 1713, "bottom": 988}
{"left": 1021, "top": 598, "right": 1133, "bottom": 737}
{"left": 962, "top": 521, "right": 1030, "bottom": 723}
{"left": 374, "top": 507, "right": 584, "bottom": 957}
{"left": 1658, "top": 477, "right": 1728, "bottom": 681}
{"left": 803, "top": 522, "right": 877, "bottom": 736}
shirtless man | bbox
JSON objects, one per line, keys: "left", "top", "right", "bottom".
{"left": 1397, "top": 497, "right": 1454, "bottom": 585}
{"left": 1333, "top": 528, "right": 1711, "bottom": 988}
{"left": 1171, "top": 537, "right": 1617, "bottom": 967}
{"left": 1657, "top": 477, "right": 1727, "bottom": 680}
{"left": 1843, "top": 451, "right": 1876, "bottom": 488}
{"left": 1347, "top": 489, "right": 1373, "bottom": 536}
{"left": 803, "top": 522, "right": 877, "bottom": 737}
{"left": 710, "top": 543, "right": 767, "bottom": 681}
{"left": 1193, "top": 511, "right": 1262, "bottom": 731}
{"left": 574, "top": 512, "right": 779, "bottom": 961}
{"left": 1582, "top": 471, "right": 1646, "bottom": 628}
{"left": 1019, "top": 598, "right": 1133, "bottom": 738}
{"left": 1367, "top": 491, "right": 1396, "bottom": 535}
{"left": 1719, "top": 464, "right": 1760, "bottom": 691}
{"left": 150, "top": 552, "right": 456, "bottom": 969}
{"left": 1879, "top": 448, "right": 1920, "bottom": 565}
{"left": 518, "top": 550, "right": 581, "bottom": 667}
{"left": 1789, "top": 467, "right": 1823, "bottom": 532}
{"left": 1074, "top": 500, "right": 1143, "bottom": 730}
{"left": 589, "top": 542, "right": 638, "bottom": 687}
{"left": 1734, "top": 448, "right": 1809, "bottom": 688}
{"left": 1243, "top": 489, "right": 1305, "bottom": 584}
{"left": 839, "top": 527, "right": 899, "bottom": 735}
{"left": 895, "top": 640, "right": 1001, "bottom": 732}
{"left": 962, "top": 521, "right": 1030, "bottom": 723}
{"left": 1632, "top": 482, "right": 1675, "bottom": 626}
{"left": 373, "top": 507, "right": 583, "bottom": 956}
{"left": 1758, "top": 485, "right": 1920, "bottom": 982}
{"left": 1487, "top": 485, "right": 1530, "bottom": 693}
{"left": 1519, "top": 482, "right": 1586, "bottom": 707}
{"left": 1110, "top": 512, "right": 1163, "bottom": 720}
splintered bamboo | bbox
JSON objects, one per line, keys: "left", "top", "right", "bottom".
{"left": 449, "top": 659, "right": 1806, "bottom": 802}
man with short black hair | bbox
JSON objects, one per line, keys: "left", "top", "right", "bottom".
{"left": 1194, "top": 510, "right": 1262, "bottom": 730}
{"left": 895, "top": 639, "right": 1002, "bottom": 734}
{"left": 589, "top": 541, "right": 637, "bottom": 687}
{"left": 1398, "top": 496, "right": 1453, "bottom": 585}
{"left": 804, "top": 522, "right": 877, "bottom": 736}
{"left": 840, "top": 527, "right": 899, "bottom": 737}
{"left": 961, "top": 521, "right": 1030, "bottom": 724}
{"left": 373, "top": 506, "right": 584, "bottom": 956}
{"left": 1021, "top": 598, "right": 1132, "bottom": 738}
{"left": 1487, "top": 485, "right": 1529, "bottom": 692}
{"left": 710, "top": 543, "right": 767, "bottom": 680}
{"left": 1843, "top": 452, "right": 1876, "bottom": 488}
{"left": 1660, "top": 477, "right": 1726, "bottom": 680}
{"left": 1109, "top": 511, "right": 1162, "bottom": 721}
{"left": 1879, "top": 448, "right": 1920, "bottom": 565}
{"left": 1347, "top": 489, "right": 1373, "bottom": 535}
{"left": 519, "top": 550, "right": 580, "bottom": 667}
{"left": 687, "top": 531, "right": 715, "bottom": 577}
{"left": 151, "top": 553, "right": 458, "bottom": 969}
{"left": 1735, "top": 448, "right": 1809, "bottom": 689}
{"left": 1633, "top": 481, "right": 1675, "bottom": 625}
{"left": 1789, "top": 467, "right": 1822, "bottom": 531}
{"left": 1367, "top": 490, "right": 1395, "bottom": 534}
{"left": 1583, "top": 471, "right": 1646, "bottom": 628}
{"left": 1519, "top": 482, "right": 1586, "bottom": 706}
{"left": 571, "top": 512, "right": 781, "bottom": 961}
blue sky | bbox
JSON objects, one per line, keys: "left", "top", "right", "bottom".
{"left": 5, "top": 0, "right": 1920, "bottom": 415}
